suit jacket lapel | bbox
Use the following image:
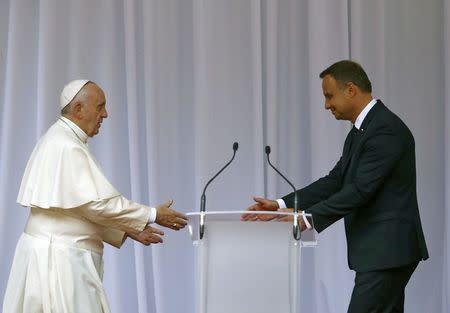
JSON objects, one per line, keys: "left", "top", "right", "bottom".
{"left": 341, "top": 128, "right": 354, "bottom": 170}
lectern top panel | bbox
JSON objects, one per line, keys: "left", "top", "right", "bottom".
{"left": 186, "top": 211, "right": 316, "bottom": 246}
{"left": 186, "top": 210, "right": 311, "bottom": 222}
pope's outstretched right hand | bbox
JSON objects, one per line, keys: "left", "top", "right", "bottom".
{"left": 155, "top": 200, "right": 188, "bottom": 230}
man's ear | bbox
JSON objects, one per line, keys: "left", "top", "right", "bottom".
{"left": 345, "top": 82, "right": 357, "bottom": 98}
{"left": 72, "top": 102, "right": 83, "bottom": 119}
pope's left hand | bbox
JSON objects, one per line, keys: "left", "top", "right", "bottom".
{"left": 127, "top": 225, "right": 165, "bottom": 245}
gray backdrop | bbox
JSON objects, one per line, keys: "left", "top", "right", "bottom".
{"left": 0, "top": 0, "right": 447, "bottom": 312}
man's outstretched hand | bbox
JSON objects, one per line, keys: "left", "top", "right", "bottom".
{"left": 155, "top": 200, "right": 188, "bottom": 230}
{"left": 241, "top": 196, "right": 280, "bottom": 221}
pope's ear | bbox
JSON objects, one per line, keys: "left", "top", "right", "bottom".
{"left": 72, "top": 102, "right": 83, "bottom": 119}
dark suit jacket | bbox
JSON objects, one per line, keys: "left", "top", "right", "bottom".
{"left": 282, "top": 101, "right": 429, "bottom": 272}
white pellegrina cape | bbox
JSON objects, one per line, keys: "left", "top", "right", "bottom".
{"left": 17, "top": 118, "right": 120, "bottom": 208}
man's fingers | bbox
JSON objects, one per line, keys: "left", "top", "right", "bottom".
{"left": 248, "top": 204, "right": 261, "bottom": 211}
{"left": 241, "top": 212, "right": 261, "bottom": 221}
{"left": 241, "top": 202, "right": 263, "bottom": 220}
{"left": 248, "top": 214, "right": 259, "bottom": 221}
{"left": 259, "top": 214, "right": 278, "bottom": 221}
{"left": 147, "top": 226, "right": 164, "bottom": 236}
{"left": 253, "top": 196, "right": 267, "bottom": 204}
{"left": 148, "top": 234, "right": 163, "bottom": 243}
{"left": 242, "top": 204, "right": 261, "bottom": 219}
{"left": 142, "top": 233, "right": 163, "bottom": 244}
{"left": 172, "top": 223, "right": 186, "bottom": 230}
{"left": 241, "top": 212, "right": 254, "bottom": 220}
{"left": 166, "top": 209, "right": 188, "bottom": 225}
{"left": 162, "top": 219, "right": 187, "bottom": 230}
{"left": 175, "top": 211, "right": 188, "bottom": 220}
{"left": 252, "top": 197, "right": 278, "bottom": 211}
{"left": 175, "top": 218, "right": 187, "bottom": 226}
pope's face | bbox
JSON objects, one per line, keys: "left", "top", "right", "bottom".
{"left": 322, "top": 75, "right": 354, "bottom": 121}
{"left": 80, "top": 84, "right": 108, "bottom": 137}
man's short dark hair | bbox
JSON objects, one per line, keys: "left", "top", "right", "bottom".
{"left": 319, "top": 60, "right": 372, "bottom": 93}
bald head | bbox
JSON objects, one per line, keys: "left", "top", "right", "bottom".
{"left": 61, "top": 82, "right": 108, "bottom": 137}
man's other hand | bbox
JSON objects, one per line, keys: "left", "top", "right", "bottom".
{"left": 277, "top": 208, "right": 308, "bottom": 231}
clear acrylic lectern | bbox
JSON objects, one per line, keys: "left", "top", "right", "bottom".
{"left": 186, "top": 211, "right": 316, "bottom": 313}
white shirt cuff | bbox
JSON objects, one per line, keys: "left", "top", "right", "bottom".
{"left": 302, "top": 213, "right": 312, "bottom": 230}
{"left": 148, "top": 207, "right": 157, "bottom": 224}
{"left": 276, "top": 199, "right": 286, "bottom": 209}
{"left": 276, "top": 199, "right": 312, "bottom": 230}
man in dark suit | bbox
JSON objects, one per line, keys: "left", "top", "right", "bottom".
{"left": 243, "top": 60, "right": 429, "bottom": 312}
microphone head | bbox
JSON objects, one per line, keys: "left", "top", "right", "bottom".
{"left": 233, "top": 142, "right": 239, "bottom": 151}
{"left": 265, "top": 145, "right": 271, "bottom": 155}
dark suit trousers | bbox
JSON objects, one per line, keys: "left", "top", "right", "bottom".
{"left": 347, "top": 262, "right": 418, "bottom": 313}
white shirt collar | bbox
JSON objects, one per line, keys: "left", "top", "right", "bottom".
{"left": 354, "top": 99, "right": 377, "bottom": 130}
{"left": 59, "top": 116, "right": 89, "bottom": 143}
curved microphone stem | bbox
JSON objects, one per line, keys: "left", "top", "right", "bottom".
{"left": 199, "top": 142, "right": 238, "bottom": 239}
{"left": 265, "top": 146, "right": 301, "bottom": 240}
{"left": 201, "top": 151, "right": 237, "bottom": 202}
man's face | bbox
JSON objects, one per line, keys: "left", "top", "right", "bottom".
{"left": 322, "top": 75, "right": 353, "bottom": 121}
{"left": 79, "top": 84, "right": 108, "bottom": 137}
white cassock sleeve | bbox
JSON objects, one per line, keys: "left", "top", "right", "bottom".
{"left": 70, "top": 195, "right": 152, "bottom": 248}
{"left": 100, "top": 226, "right": 127, "bottom": 248}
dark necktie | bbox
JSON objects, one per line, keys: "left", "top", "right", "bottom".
{"left": 344, "top": 126, "right": 360, "bottom": 157}
{"left": 348, "top": 126, "right": 362, "bottom": 155}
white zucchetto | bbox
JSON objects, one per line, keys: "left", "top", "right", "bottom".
{"left": 60, "top": 79, "right": 90, "bottom": 109}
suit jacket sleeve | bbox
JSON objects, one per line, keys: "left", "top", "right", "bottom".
{"left": 282, "top": 157, "right": 343, "bottom": 209}
{"left": 304, "top": 124, "right": 403, "bottom": 232}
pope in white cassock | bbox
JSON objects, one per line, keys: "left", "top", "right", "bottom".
{"left": 2, "top": 80, "right": 188, "bottom": 313}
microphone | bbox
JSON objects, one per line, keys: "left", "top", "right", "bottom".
{"left": 265, "top": 145, "right": 301, "bottom": 240}
{"left": 199, "top": 142, "right": 239, "bottom": 239}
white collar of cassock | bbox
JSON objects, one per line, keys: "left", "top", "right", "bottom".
{"left": 59, "top": 116, "right": 89, "bottom": 144}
